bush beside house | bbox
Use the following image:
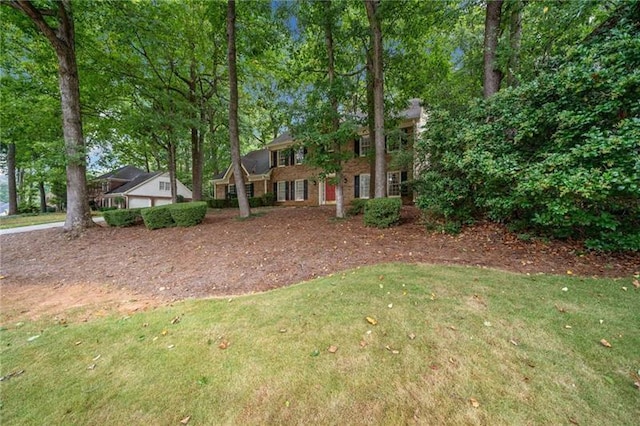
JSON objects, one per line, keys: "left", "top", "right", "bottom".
{"left": 364, "top": 198, "right": 402, "bottom": 228}
{"left": 169, "top": 202, "right": 207, "bottom": 227}
{"left": 103, "top": 208, "right": 143, "bottom": 227}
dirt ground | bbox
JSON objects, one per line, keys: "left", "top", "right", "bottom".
{"left": 1, "top": 206, "right": 638, "bottom": 324}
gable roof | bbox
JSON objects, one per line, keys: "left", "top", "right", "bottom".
{"left": 213, "top": 149, "right": 271, "bottom": 180}
{"left": 95, "top": 165, "right": 147, "bottom": 181}
{"left": 106, "top": 171, "right": 162, "bottom": 195}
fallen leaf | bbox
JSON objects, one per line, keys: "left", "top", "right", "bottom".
{"left": 92, "top": 354, "right": 101, "bottom": 361}
{"left": 379, "top": 275, "right": 384, "bottom": 280}
{"left": 469, "top": 398, "right": 480, "bottom": 408}
{"left": 568, "top": 418, "right": 579, "bottom": 425}
{"left": 554, "top": 304, "right": 567, "bottom": 313}
{"left": 388, "top": 303, "right": 393, "bottom": 309}
{"left": 633, "top": 279, "right": 639, "bottom": 289}
{"left": 180, "top": 416, "right": 191, "bottom": 424}
{"left": 509, "top": 339, "right": 518, "bottom": 346}
{"left": 87, "top": 364, "right": 96, "bottom": 370}
{"left": 359, "top": 340, "right": 368, "bottom": 348}
{"left": 562, "top": 287, "right": 569, "bottom": 292}
{"left": 600, "top": 339, "right": 612, "bottom": 348}
{"left": 171, "top": 316, "right": 181, "bottom": 324}
{"left": 328, "top": 345, "right": 338, "bottom": 353}
{"left": 74, "top": 341, "right": 83, "bottom": 346}
{"left": 167, "top": 344, "right": 175, "bottom": 349}
{"left": 385, "top": 345, "right": 400, "bottom": 354}
{"left": 565, "top": 325, "right": 572, "bottom": 329}
{"left": 430, "top": 293, "right": 436, "bottom": 300}
{"left": 408, "top": 333, "right": 416, "bottom": 340}
{"left": 161, "top": 329, "right": 168, "bottom": 336}
{"left": 279, "top": 328, "right": 287, "bottom": 333}
{"left": 622, "top": 286, "right": 628, "bottom": 291}
{"left": 366, "top": 316, "right": 378, "bottom": 325}
{"left": 27, "top": 335, "right": 40, "bottom": 342}
{"left": 449, "top": 325, "right": 457, "bottom": 331}
{"left": 483, "top": 321, "right": 492, "bottom": 327}
{"left": 218, "top": 340, "right": 229, "bottom": 349}
{"left": 566, "top": 270, "right": 573, "bottom": 275}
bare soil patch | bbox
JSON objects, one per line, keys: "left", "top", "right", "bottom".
{"left": 1, "top": 206, "right": 637, "bottom": 323}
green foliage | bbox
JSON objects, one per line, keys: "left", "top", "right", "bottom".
{"left": 169, "top": 202, "right": 208, "bottom": 227}
{"left": 261, "top": 192, "right": 276, "bottom": 207}
{"left": 346, "top": 198, "right": 367, "bottom": 216}
{"left": 141, "top": 206, "right": 175, "bottom": 230}
{"left": 416, "top": 6, "right": 640, "bottom": 251}
{"left": 364, "top": 198, "right": 402, "bottom": 228}
{"left": 208, "top": 199, "right": 228, "bottom": 209}
{"left": 103, "top": 208, "right": 143, "bottom": 227}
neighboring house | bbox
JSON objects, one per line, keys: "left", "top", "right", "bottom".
{"left": 212, "top": 99, "right": 427, "bottom": 207}
{"left": 90, "top": 166, "right": 192, "bottom": 209}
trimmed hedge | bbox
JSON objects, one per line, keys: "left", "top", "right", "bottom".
{"left": 347, "top": 199, "right": 368, "bottom": 216}
{"left": 103, "top": 208, "right": 143, "bottom": 227}
{"left": 169, "top": 202, "right": 208, "bottom": 227}
{"left": 207, "top": 193, "right": 276, "bottom": 209}
{"left": 364, "top": 198, "right": 402, "bottom": 228}
{"left": 141, "top": 205, "right": 174, "bottom": 230}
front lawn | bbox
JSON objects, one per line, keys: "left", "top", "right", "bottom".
{"left": 1, "top": 264, "right": 638, "bottom": 424}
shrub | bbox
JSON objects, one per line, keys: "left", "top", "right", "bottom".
{"left": 169, "top": 202, "right": 208, "bottom": 227}
{"left": 248, "top": 197, "right": 264, "bottom": 208}
{"left": 99, "top": 206, "right": 118, "bottom": 212}
{"left": 347, "top": 198, "right": 367, "bottom": 216}
{"left": 141, "top": 205, "right": 174, "bottom": 230}
{"left": 262, "top": 192, "right": 276, "bottom": 206}
{"left": 364, "top": 198, "right": 402, "bottom": 228}
{"left": 414, "top": 9, "right": 640, "bottom": 251}
{"left": 208, "top": 199, "right": 228, "bottom": 209}
{"left": 103, "top": 208, "right": 143, "bottom": 227}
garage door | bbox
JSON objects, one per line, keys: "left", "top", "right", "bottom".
{"left": 128, "top": 198, "right": 151, "bottom": 208}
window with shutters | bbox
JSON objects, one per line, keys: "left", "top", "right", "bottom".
{"left": 359, "top": 174, "right": 370, "bottom": 199}
{"left": 277, "top": 150, "right": 288, "bottom": 167}
{"left": 227, "top": 184, "right": 236, "bottom": 199}
{"left": 295, "top": 148, "right": 305, "bottom": 165}
{"left": 277, "top": 181, "right": 287, "bottom": 201}
{"left": 359, "top": 136, "right": 371, "bottom": 157}
{"left": 386, "top": 128, "right": 409, "bottom": 153}
{"left": 294, "top": 180, "right": 305, "bottom": 201}
{"left": 387, "top": 171, "right": 401, "bottom": 197}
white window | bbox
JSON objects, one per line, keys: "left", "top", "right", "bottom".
{"left": 387, "top": 171, "right": 401, "bottom": 197}
{"left": 277, "top": 181, "right": 287, "bottom": 201}
{"left": 228, "top": 184, "right": 236, "bottom": 198}
{"left": 386, "top": 128, "right": 409, "bottom": 153}
{"left": 277, "top": 150, "right": 288, "bottom": 167}
{"left": 295, "top": 180, "right": 305, "bottom": 201}
{"left": 295, "top": 148, "right": 305, "bottom": 165}
{"left": 159, "top": 181, "right": 170, "bottom": 191}
{"left": 359, "top": 174, "right": 370, "bottom": 199}
{"left": 359, "top": 136, "right": 371, "bottom": 157}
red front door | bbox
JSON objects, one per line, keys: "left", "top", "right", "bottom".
{"left": 325, "top": 182, "right": 336, "bottom": 203}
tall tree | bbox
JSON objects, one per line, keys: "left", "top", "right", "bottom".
{"left": 6, "top": 143, "right": 18, "bottom": 215}
{"left": 227, "top": 0, "right": 250, "bottom": 218}
{"left": 483, "top": 0, "right": 504, "bottom": 98}
{"left": 7, "top": 0, "right": 93, "bottom": 233}
{"left": 364, "top": 0, "right": 386, "bottom": 198}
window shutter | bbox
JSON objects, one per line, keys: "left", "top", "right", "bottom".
{"left": 248, "top": 183, "right": 254, "bottom": 198}
{"left": 354, "top": 138, "right": 360, "bottom": 157}
{"left": 289, "top": 181, "right": 295, "bottom": 201}
{"left": 401, "top": 171, "right": 409, "bottom": 196}
{"left": 303, "top": 180, "right": 308, "bottom": 200}
{"left": 225, "top": 185, "right": 229, "bottom": 199}
{"left": 289, "top": 150, "right": 295, "bottom": 166}
{"left": 273, "top": 182, "right": 277, "bottom": 195}
{"left": 354, "top": 175, "right": 360, "bottom": 198}
{"left": 271, "top": 151, "right": 277, "bottom": 168}
{"left": 284, "top": 181, "right": 289, "bottom": 200}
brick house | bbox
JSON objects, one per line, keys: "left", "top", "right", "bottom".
{"left": 89, "top": 165, "right": 192, "bottom": 209}
{"left": 212, "top": 99, "right": 426, "bottom": 206}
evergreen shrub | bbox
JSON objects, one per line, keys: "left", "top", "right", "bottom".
{"left": 169, "top": 201, "right": 208, "bottom": 227}
{"left": 141, "top": 205, "right": 174, "bottom": 230}
{"left": 364, "top": 198, "right": 402, "bottom": 228}
{"left": 347, "top": 199, "right": 367, "bottom": 216}
{"left": 103, "top": 208, "right": 143, "bottom": 227}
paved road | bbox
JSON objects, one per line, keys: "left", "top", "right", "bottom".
{"left": 0, "top": 217, "right": 105, "bottom": 236}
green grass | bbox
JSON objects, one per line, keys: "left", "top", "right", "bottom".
{"left": 0, "top": 212, "right": 103, "bottom": 229}
{"left": 1, "top": 264, "right": 638, "bottom": 425}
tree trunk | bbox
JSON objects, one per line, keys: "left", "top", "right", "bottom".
{"left": 506, "top": 0, "right": 523, "bottom": 88}
{"left": 324, "top": 0, "right": 344, "bottom": 218}
{"left": 366, "top": 47, "right": 376, "bottom": 199}
{"left": 7, "top": 142, "right": 18, "bottom": 215}
{"left": 168, "top": 137, "right": 178, "bottom": 204}
{"left": 364, "top": 0, "right": 386, "bottom": 198}
{"left": 38, "top": 181, "right": 47, "bottom": 213}
{"left": 227, "top": 0, "right": 250, "bottom": 218}
{"left": 10, "top": 0, "right": 93, "bottom": 233}
{"left": 189, "top": 58, "right": 204, "bottom": 201}
{"left": 483, "top": 0, "right": 504, "bottom": 98}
